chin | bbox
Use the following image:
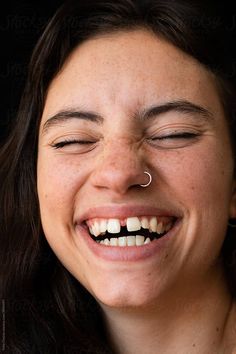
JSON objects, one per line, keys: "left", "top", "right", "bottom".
{"left": 98, "top": 293, "right": 158, "bottom": 310}
{"left": 88, "top": 280, "right": 161, "bottom": 310}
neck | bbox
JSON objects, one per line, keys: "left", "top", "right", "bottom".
{"left": 100, "top": 267, "right": 235, "bottom": 354}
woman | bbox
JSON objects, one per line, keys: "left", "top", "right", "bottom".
{"left": 1, "top": 0, "right": 236, "bottom": 353}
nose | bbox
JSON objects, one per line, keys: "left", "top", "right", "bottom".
{"left": 90, "top": 140, "right": 150, "bottom": 195}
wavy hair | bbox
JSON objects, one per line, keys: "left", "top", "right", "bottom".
{"left": 1, "top": 0, "right": 236, "bottom": 352}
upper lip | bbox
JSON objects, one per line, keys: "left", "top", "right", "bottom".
{"left": 76, "top": 204, "right": 182, "bottom": 224}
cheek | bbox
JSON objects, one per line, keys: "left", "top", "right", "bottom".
{"left": 37, "top": 154, "right": 86, "bottom": 221}
{"left": 159, "top": 144, "right": 233, "bottom": 209}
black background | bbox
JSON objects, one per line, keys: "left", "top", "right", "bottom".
{"left": 1, "top": 0, "right": 63, "bottom": 145}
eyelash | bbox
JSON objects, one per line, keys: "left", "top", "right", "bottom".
{"left": 50, "top": 132, "right": 198, "bottom": 151}
{"left": 154, "top": 132, "right": 199, "bottom": 140}
{"left": 51, "top": 139, "right": 94, "bottom": 149}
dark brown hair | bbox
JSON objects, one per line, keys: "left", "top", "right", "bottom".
{"left": 1, "top": 0, "right": 236, "bottom": 352}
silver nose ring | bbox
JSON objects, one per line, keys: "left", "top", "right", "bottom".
{"left": 140, "top": 171, "right": 152, "bottom": 188}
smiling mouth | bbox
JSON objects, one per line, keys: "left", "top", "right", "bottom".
{"left": 84, "top": 216, "right": 177, "bottom": 247}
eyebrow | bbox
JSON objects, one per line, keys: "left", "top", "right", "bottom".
{"left": 139, "top": 100, "right": 213, "bottom": 122}
{"left": 42, "top": 109, "right": 103, "bottom": 135}
{"left": 42, "top": 100, "right": 213, "bottom": 135}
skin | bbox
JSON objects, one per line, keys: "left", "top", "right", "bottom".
{"left": 37, "top": 30, "right": 236, "bottom": 353}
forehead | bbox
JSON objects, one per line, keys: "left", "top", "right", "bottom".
{"left": 41, "top": 29, "right": 224, "bottom": 123}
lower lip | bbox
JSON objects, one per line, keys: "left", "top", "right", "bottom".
{"left": 75, "top": 219, "right": 181, "bottom": 262}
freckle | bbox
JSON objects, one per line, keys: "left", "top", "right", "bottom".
{"left": 192, "top": 343, "right": 196, "bottom": 347}
{"left": 165, "top": 254, "right": 169, "bottom": 259}
{"left": 216, "top": 327, "right": 219, "bottom": 332}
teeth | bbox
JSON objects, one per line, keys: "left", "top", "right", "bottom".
{"left": 127, "top": 236, "right": 136, "bottom": 246}
{"left": 156, "top": 222, "right": 164, "bottom": 234}
{"left": 107, "top": 219, "right": 121, "bottom": 234}
{"left": 99, "top": 220, "right": 107, "bottom": 233}
{"left": 144, "top": 237, "right": 151, "bottom": 244}
{"left": 118, "top": 237, "right": 127, "bottom": 247}
{"left": 91, "top": 222, "right": 100, "bottom": 237}
{"left": 96, "top": 235, "right": 152, "bottom": 247}
{"left": 149, "top": 217, "right": 157, "bottom": 232}
{"left": 136, "top": 235, "right": 145, "bottom": 246}
{"left": 87, "top": 216, "right": 174, "bottom": 237}
{"left": 141, "top": 217, "right": 149, "bottom": 229}
{"left": 126, "top": 217, "right": 141, "bottom": 232}
{"left": 110, "top": 238, "right": 118, "bottom": 246}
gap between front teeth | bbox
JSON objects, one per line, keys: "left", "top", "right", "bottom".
{"left": 88, "top": 216, "right": 172, "bottom": 237}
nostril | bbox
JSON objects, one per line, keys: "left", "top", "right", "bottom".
{"left": 91, "top": 166, "right": 152, "bottom": 194}
{"left": 90, "top": 150, "right": 146, "bottom": 191}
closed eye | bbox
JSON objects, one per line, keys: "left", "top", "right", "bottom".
{"left": 147, "top": 131, "right": 200, "bottom": 149}
{"left": 51, "top": 139, "right": 94, "bottom": 149}
{"left": 156, "top": 132, "right": 199, "bottom": 140}
{"left": 49, "top": 138, "right": 98, "bottom": 155}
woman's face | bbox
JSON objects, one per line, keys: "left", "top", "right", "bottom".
{"left": 37, "top": 30, "right": 236, "bottom": 308}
